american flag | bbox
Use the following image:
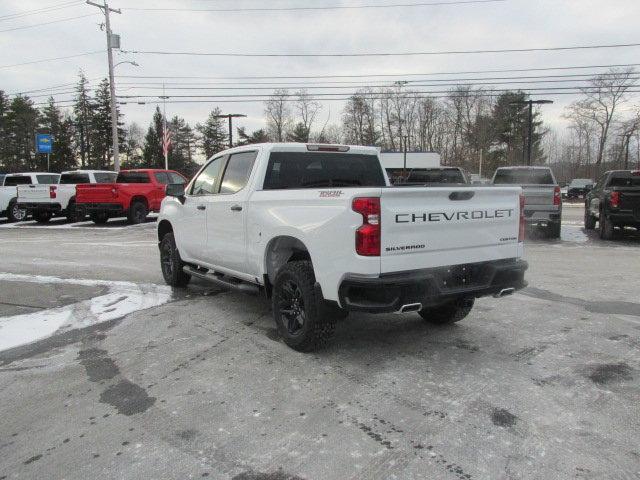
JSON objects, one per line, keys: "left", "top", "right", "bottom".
{"left": 162, "top": 123, "right": 172, "bottom": 158}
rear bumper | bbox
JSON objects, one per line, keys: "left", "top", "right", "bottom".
{"left": 18, "top": 202, "right": 62, "bottom": 213}
{"left": 338, "top": 258, "right": 528, "bottom": 313}
{"left": 524, "top": 206, "right": 561, "bottom": 225}
{"left": 79, "top": 203, "right": 125, "bottom": 215}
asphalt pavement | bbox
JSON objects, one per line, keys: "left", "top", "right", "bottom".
{"left": 0, "top": 207, "right": 639, "bottom": 480}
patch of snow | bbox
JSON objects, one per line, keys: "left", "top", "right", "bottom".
{"left": 0, "top": 273, "right": 172, "bottom": 352}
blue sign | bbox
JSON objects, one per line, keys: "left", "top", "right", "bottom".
{"left": 36, "top": 134, "right": 53, "bottom": 154}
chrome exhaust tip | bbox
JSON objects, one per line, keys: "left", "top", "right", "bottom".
{"left": 397, "top": 303, "right": 423, "bottom": 314}
{"left": 493, "top": 287, "right": 516, "bottom": 298}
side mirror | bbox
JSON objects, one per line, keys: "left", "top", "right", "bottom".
{"left": 166, "top": 183, "right": 186, "bottom": 203}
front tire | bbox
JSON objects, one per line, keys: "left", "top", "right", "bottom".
{"left": 128, "top": 201, "right": 148, "bottom": 224}
{"left": 419, "top": 297, "right": 475, "bottom": 325}
{"left": 34, "top": 210, "right": 52, "bottom": 223}
{"left": 272, "top": 260, "right": 337, "bottom": 352}
{"left": 599, "top": 212, "right": 614, "bottom": 240}
{"left": 159, "top": 232, "right": 191, "bottom": 287}
{"left": 584, "top": 207, "right": 596, "bottom": 230}
{"left": 7, "top": 201, "right": 26, "bottom": 222}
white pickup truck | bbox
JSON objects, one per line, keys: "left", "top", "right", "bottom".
{"left": 158, "top": 143, "right": 528, "bottom": 351}
{"left": 1, "top": 172, "right": 60, "bottom": 222}
{"left": 17, "top": 170, "right": 116, "bottom": 223}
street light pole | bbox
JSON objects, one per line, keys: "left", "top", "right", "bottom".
{"left": 510, "top": 99, "right": 553, "bottom": 166}
{"left": 87, "top": 0, "right": 122, "bottom": 171}
{"left": 214, "top": 114, "right": 247, "bottom": 148}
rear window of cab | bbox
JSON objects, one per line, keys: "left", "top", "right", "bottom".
{"left": 493, "top": 168, "right": 554, "bottom": 185}
{"left": 116, "top": 172, "right": 150, "bottom": 183}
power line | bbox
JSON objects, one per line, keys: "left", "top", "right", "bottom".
{"left": 122, "top": 0, "right": 506, "bottom": 13}
{"left": 114, "top": 76, "right": 640, "bottom": 91}
{"left": 0, "top": 1, "right": 84, "bottom": 22}
{"left": 0, "top": 13, "right": 98, "bottom": 33}
{"left": 114, "top": 63, "right": 640, "bottom": 81}
{"left": 0, "top": 50, "right": 104, "bottom": 69}
{"left": 117, "top": 85, "right": 640, "bottom": 99}
{"left": 123, "top": 42, "right": 640, "bottom": 58}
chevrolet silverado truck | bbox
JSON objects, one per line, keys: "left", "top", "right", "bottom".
{"left": 566, "top": 178, "right": 594, "bottom": 200}
{"left": 585, "top": 170, "right": 640, "bottom": 239}
{"left": 76, "top": 169, "right": 186, "bottom": 224}
{"left": 492, "top": 166, "right": 562, "bottom": 238}
{"left": 157, "top": 143, "right": 528, "bottom": 351}
{"left": 0, "top": 172, "right": 60, "bottom": 222}
{"left": 404, "top": 167, "right": 469, "bottom": 185}
{"left": 17, "top": 170, "right": 116, "bottom": 223}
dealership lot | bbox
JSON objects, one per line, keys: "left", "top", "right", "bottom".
{"left": 0, "top": 207, "right": 639, "bottom": 480}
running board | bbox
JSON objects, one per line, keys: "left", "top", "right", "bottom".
{"left": 183, "top": 266, "right": 260, "bottom": 295}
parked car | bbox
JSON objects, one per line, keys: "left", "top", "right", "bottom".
{"left": 584, "top": 170, "right": 640, "bottom": 239}
{"left": 402, "top": 167, "right": 469, "bottom": 185}
{"left": 76, "top": 169, "right": 186, "bottom": 224}
{"left": 492, "top": 166, "right": 562, "bottom": 238}
{"left": 566, "top": 178, "right": 594, "bottom": 199}
{"left": 17, "top": 170, "right": 117, "bottom": 223}
{"left": 0, "top": 172, "right": 60, "bottom": 222}
{"left": 157, "top": 143, "right": 528, "bottom": 351}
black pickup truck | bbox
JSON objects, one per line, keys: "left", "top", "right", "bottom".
{"left": 584, "top": 170, "right": 640, "bottom": 239}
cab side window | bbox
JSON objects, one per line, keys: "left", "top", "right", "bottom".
{"left": 169, "top": 172, "right": 186, "bottom": 184}
{"left": 154, "top": 172, "right": 170, "bottom": 184}
{"left": 190, "top": 156, "right": 225, "bottom": 195}
{"left": 220, "top": 151, "right": 258, "bottom": 194}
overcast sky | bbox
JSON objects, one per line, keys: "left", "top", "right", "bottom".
{"left": 2, "top": 0, "right": 639, "bottom": 136}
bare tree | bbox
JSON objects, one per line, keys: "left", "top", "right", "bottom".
{"left": 264, "top": 89, "right": 292, "bottom": 142}
{"left": 295, "top": 89, "right": 321, "bottom": 139}
{"left": 565, "top": 68, "right": 637, "bottom": 171}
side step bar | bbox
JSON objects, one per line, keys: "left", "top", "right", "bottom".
{"left": 183, "top": 266, "right": 260, "bottom": 295}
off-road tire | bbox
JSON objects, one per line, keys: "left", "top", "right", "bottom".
{"left": 272, "top": 260, "right": 337, "bottom": 352}
{"left": 584, "top": 207, "right": 596, "bottom": 230}
{"left": 547, "top": 221, "right": 561, "bottom": 239}
{"left": 34, "top": 210, "right": 52, "bottom": 223}
{"left": 90, "top": 212, "right": 109, "bottom": 224}
{"left": 599, "top": 212, "right": 614, "bottom": 240}
{"left": 66, "top": 201, "right": 83, "bottom": 223}
{"left": 159, "top": 232, "right": 191, "bottom": 287}
{"left": 7, "top": 200, "right": 26, "bottom": 222}
{"left": 128, "top": 201, "right": 148, "bottom": 224}
{"left": 419, "top": 297, "right": 475, "bottom": 325}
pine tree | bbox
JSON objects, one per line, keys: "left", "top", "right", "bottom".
{"left": 143, "top": 107, "right": 164, "bottom": 168}
{"left": 0, "top": 90, "right": 10, "bottom": 169}
{"left": 196, "top": 108, "right": 227, "bottom": 159}
{"left": 40, "top": 98, "right": 76, "bottom": 172}
{"left": 237, "top": 127, "right": 270, "bottom": 145}
{"left": 4, "top": 96, "right": 40, "bottom": 172}
{"left": 73, "top": 72, "right": 94, "bottom": 168}
{"left": 287, "top": 122, "right": 310, "bottom": 143}
{"left": 90, "top": 78, "right": 125, "bottom": 169}
{"left": 168, "top": 115, "right": 199, "bottom": 176}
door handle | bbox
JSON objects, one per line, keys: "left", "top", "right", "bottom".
{"left": 230, "top": 204, "right": 243, "bottom": 212}
{"left": 197, "top": 205, "right": 206, "bottom": 211}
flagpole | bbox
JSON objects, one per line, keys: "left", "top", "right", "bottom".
{"left": 163, "top": 83, "right": 168, "bottom": 170}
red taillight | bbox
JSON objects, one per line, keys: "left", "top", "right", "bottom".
{"left": 49, "top": 186, "right": 57, "bottom": 199}
{"left": 518, "top": 194, "right": 526, "bottom": 242}
{"left": 553, "top": 186, "right": 561, "bottom": 206}
{"left": 352, "top": 197, "right": 380, "bottom": 256}
{"left": 610, "top": 191, "right": 620, "bottom": 208}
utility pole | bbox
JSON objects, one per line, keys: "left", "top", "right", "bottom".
{"left": 510, "top": 99, "right": 553, "bottom": 166}
{"left": 214, "top": 114, "right": 247, "bottom": 148}
{"left": 161, "top": 84, "right": 169, "bottom": 170}
{"left": 621, "top": 133, "right": 632, "bottom": 169}
{"left": 87, "top": 0, "right": 121, "bottom": 171}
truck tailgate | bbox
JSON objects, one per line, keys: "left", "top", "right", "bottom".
{"left": 379, "top": 186, "right": 522, "bottom": 273}
{"left": 521, "top": 185, "right": 555, "bottom": 207}
{"left": 17, "top": 185, "right": 50, "bottom": 203}
{"left": 76, "top": 184, "right": 116, "bottom": 203}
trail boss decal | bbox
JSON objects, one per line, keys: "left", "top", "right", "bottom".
{"left": 319, "top": 190, "right": 344, "bottom": 198}
{"left": 396, "top": 209, "right": 514, "bottom": 223}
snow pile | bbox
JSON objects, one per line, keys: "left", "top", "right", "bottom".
{"left": 0, "top": 273, "right": 172, "bottom": 352}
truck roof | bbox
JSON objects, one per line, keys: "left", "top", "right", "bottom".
{"left": 61, "top": 170, "right": 115, "bottom": 174}
{"left": 122, "top": 168, "right": 179, "bottom": 173}
{"left": 211, "top": 142, "right": 381, "bottom": 158}
{"left": 6, "top": 172, "right": 58, "bottom": 176}
{"left": 495, "top": 166, "right": 552, "bottom": 170}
